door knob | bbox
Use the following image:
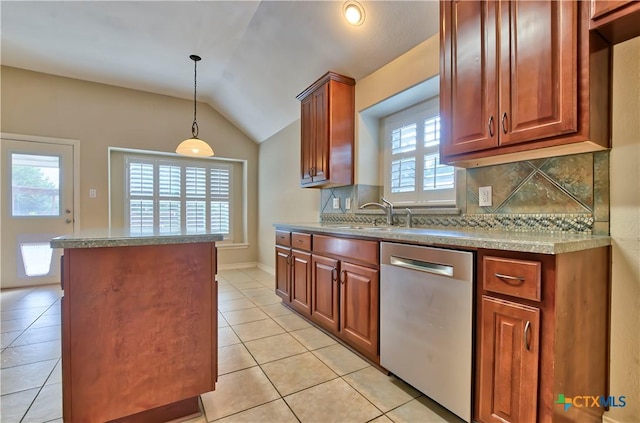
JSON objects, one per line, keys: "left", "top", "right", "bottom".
{"left": 65, "top": 218, "right": 72, "bottom": 224}
{"left": 65, "top": 209, "right": 72, "bottom": 214}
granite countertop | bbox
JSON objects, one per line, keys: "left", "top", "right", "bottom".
{"left": 51, "top": 229, "right": 224, "bottom": 249}
{"left": 274, "top": 222, "right": 611, "bottom": 255}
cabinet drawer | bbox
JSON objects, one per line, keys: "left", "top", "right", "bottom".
{"left": 291, "top": 232, "right": 312, "bottom": 251}
{"left": 483, "top": 256, "right": 541, "bottom": 301}
{"left": 313, "top": 234, "right": 378, "bottom": 266}
{"left": 275, "top": 230, "right": 291, "bottom": 247}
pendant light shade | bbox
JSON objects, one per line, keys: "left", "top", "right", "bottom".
{"left": 176, "top": 54, "right": 214, "bottom": 157}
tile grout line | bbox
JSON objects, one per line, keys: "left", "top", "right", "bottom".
{"left": 216, "top": 269, "right": 387, "bottom": 423}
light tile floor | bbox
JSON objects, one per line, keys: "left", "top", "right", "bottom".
{"left": 0, "top": 267, "right": 463, "bottom": 423}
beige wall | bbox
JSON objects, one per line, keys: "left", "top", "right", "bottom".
{"left": 355, "top": 36, "right": 440, "bottom": 185}
{"left": 257, "top": 120, "right": 319, "bottom": 270}
{"left": 256, "top": 36, "right": 440, "bottom": 271}
{"left": 1, "top": 66, "right": 259, "bottom": 266}
{"left": 607, "top": 37, "right": 640, "bottom": 423}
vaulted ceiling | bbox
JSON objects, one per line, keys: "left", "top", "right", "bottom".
{"left": 1, "top": 1, "right": 439, "bottom": 143}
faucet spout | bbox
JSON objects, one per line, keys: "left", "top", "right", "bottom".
{"left": 360, "top": 199, "right": 394, "bottom": 225}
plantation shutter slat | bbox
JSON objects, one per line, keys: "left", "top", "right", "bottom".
{"left": 126, "top": 157, "right": 233, "bottom": 238}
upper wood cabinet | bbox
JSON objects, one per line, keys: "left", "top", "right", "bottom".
{"left": 297, "top": 72, "right": 355, "bottom": 188}
{"left": 590, "top": 0, "right": 640, "bottom": 44}
{"left": 440, "top": 0, "right": 611, "bottom": 168}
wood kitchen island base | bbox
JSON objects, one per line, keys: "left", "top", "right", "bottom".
{"left": 52, "top": 232, "right": 221, "bottom": 423}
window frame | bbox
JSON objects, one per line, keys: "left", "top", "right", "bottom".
{"left": 125, "top": 155, "right": 233, "bottom": 240}
{"left": 382, "top": 97, "right": 456, "bottom": 206}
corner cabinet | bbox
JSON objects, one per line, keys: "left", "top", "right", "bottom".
{"left": 297, "top": 72, "right": 355, "bottom": 188}
{"left": 440, "top": 0, "right": 611, "bottom": 167}
{"left": 475, "top": 248, "right": 610, "bottom": 423}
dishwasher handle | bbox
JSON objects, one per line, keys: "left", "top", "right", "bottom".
{"left": 389, "top": 255, "right": 454, "bottom": 278}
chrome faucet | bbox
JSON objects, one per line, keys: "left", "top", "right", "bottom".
{"left": 360, "top": 197, "right": 394, "bottom": 225}
{"left": 405, "top": 208, "right": 412, "bottom": 228}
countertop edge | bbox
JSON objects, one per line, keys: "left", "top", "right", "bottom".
{"left": 51, "top": 233, "right": 224, "bottom": 249}
{"left": 273, "top": 223, "right": 611, "bottom": 255}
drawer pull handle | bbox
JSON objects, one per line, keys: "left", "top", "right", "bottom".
{"left": 339, "top": 270, "right": 346, "bottom": 285}
{"left": 331, "top": 267, "right": 338, "bottom": 282}
{"left": 501, "top": 112, "right": 508, "bottom": 134}
{"left": 494, "top": 273, "right": 526, "bottom": 285}
{"left": 488, "top": 115, "right": 494, "bottom": 137}
{"left": 297, "top": 239, "right": 304, "bottom": 243}
{"left": 524, "top": 320, "right": 531, "bottom": 351}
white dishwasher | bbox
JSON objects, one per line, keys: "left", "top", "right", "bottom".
{"left": 380, "top": 242, "right": 473, "bottom": 422}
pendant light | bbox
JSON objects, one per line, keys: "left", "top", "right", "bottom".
{"left": 176, "top": 54, "right": 214, "bottom": 157}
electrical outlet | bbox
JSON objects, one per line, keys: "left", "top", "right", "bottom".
{"left": 479, "top": 186, "right": 492, "bottom": 207}
{"left": 345, "top": 198, "right": 351, "bottom": 210}
{"left": 89, "top": 189, "right": 97, "bottom": 198}
{"left": 332, "top": 198, "right": 340, "bottom": 209}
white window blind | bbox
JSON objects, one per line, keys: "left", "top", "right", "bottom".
{"left": 126, "top": 156, "right": 232, "bottom": 239}
{"left": 383, "top": 98, "right": 456, "bottom": 205}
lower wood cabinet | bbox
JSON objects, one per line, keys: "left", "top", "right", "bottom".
{"left": 478, "top": 296, "right": 540, "bottom": 423}
{"left": 311, "top": 255, "right": 340, "bottom": 332}
{"left": 276, "top": 230, "right": 380, "bottom": 363}
{"left": 275, "top": 231, "right": 312, "bottom": 317}
{"left": 339, "top": 262, "right": 379, "bottom": 360}
{"left": 290, "top": 250, "right": 312, "bottom": 316}
{"left": 475, "top": 247, "right": 609, "bottom": 423}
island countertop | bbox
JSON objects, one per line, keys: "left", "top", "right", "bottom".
{"left": 51, "top": 229, "right": 223, "bottom": 249}
{"left": 274, "top": 222, "right": 610, "bottom": 255}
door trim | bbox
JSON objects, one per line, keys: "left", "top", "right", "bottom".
{"left": 1, "top": 132, "right": 81, "bottom": 233}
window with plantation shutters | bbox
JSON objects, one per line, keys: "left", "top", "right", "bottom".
{"left": 383, "top": 98, "right": 456, "bottom": 205}
{"left": 125, "top": 156, "right": 232, "bottom": 239}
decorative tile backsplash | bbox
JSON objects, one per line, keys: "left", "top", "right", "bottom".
{"left": 320, "top": 152, "right": 609, "bottom": 235}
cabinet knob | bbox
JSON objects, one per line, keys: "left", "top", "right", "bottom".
{"left": 501, "top": 112, "right": 508, "bottom": 134}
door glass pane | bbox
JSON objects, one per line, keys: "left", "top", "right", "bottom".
{"left": 12, "top": 154, "right": 60, "bottom": 216}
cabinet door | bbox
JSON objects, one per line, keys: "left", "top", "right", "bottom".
{"left": 311, "top": 255, "right": 340, "bottom": 333}
{"left": 498, "top": 0, "right": 577, "bottom": 145}
{"left": 441, "top": 0, "right": 499, "bottom": 157}
{"left": 290, "top": 250, "right": 312, "bottom": 316}
{"left": 478, "top": 296, "right": 540, "bottom": 423}
{"left": 311, "top": 84, "right": 329, "bottom": 184}
{"left": 340, "top": 262, "right": 379, "bottom": 359}
{"left": 300, "top": 97, "right": 314, "bottom": 186}
{"left": 275, "top": 246, "right": 291, "bottom": 302}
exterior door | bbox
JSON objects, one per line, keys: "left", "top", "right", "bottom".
{"left": 1, "top": 136, "right": 76, "bottom": 288}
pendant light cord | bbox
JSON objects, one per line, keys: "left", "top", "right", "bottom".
{"left": 191, "top": 55, "right": 200, "bottom": 138}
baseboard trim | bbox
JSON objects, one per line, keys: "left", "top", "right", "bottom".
{"left": 217, "top": 262, "right": 258, "bottom": 271}
{"left": 257, "top": 263, "right": 275, "bottom": 275}
{"left": 603, "top": 415, "right": 624, "bottom": 423}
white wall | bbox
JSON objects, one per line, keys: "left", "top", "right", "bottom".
{"left": 607, "top": 37, "right": 640, "bottom": 423}
{"left": 257, "top": 120, "right": 319, "bottom": 270}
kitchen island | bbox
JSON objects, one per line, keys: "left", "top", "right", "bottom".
{"left": 51, "top": 230, "right": 222, "bottom": 423}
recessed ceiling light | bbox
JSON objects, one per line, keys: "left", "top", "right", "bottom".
{"left": 343, "top": 1, "right": 365, "bottom": 26}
